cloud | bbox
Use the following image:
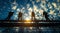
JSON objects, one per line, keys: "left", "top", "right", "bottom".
{"left": 39, "top": 9, "right": 44, "bottom": 15}
{"left": 49, "top": 10, "right": 54, "bottom": 15}
{"left": 17, "top": 8, "right": 20, "bottom": 12}
{"left": 52, "top": 3, "right": 57, "bottom": 8}
{"left": 28, "top": 7, "right": 33, "bottom": 12}
{"left": 12, "top": 6, "right": 17, "bottom": 10}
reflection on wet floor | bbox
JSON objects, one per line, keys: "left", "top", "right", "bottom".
{"left": 0, "top": 27, "right": 60, "bottom": 33}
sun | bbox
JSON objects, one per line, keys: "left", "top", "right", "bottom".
{"left": 25, "top": 17, "right": 32, "bottom": 22}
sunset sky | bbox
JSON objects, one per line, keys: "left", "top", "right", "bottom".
{"left": 0, "top": 0, "right": 60, "bottom": 20}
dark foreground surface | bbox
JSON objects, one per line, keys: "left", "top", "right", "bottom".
{"left": 0, "top": 20, "right": 60, "bottom": 33}
{"left": 0, "top": 27, "right": 60, "bottom": 33}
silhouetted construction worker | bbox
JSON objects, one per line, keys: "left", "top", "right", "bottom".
{"left": 18, "top": 12, "right": 22, "bottom": 20}
{"left": 6, "top": 12, "right": 14, "bottom": 20}
{"left": 43, "top": 11, "right": 50, "bottom": 21}
{"left": 31, "top": 12, "right": 35, "bottom": 20}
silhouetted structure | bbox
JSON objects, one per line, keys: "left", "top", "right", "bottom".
{"left": 6, "top": 12, "right": 14, "bottom": 20}
{"left": 43, "top": 11, "right": 50, "bottom": 21}
{"left": 18, "top": 12, "right": 22, "bottom": 20}
{"left": 31, "top": 12, "right": 35, "bottom": 20}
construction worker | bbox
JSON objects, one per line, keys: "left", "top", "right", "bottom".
{"left": 6, "top": 12, "right": 14, "bottom": 20}
{"left": 43, "top": 11, "right": 50, "bottom": 21}
{"left": 18, "top": 12, "right": 22, "bottom": 20}
{"left": 31, "top": 12, "right": 35, "bottom": 20}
